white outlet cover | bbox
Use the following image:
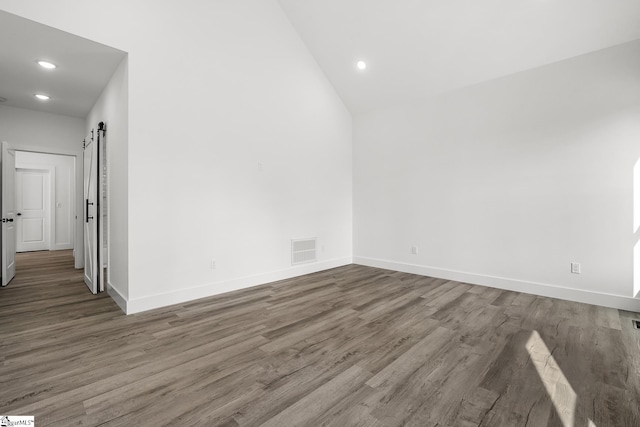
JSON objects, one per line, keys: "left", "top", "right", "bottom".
{"left": 571, "top": 262, "right": 581, "bottom": 274}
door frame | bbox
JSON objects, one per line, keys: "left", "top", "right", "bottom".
{"left": 6, "top": 143, "right": 83, "bottom": 269}
{"left": 15, "top": 166, "right": 53, "bottom": 253}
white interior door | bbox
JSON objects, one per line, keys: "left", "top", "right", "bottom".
{"left": 83, "top": 135, "right": 98, "bottom": 294}
{"left": 1, "top": 141, "right": 17, "bottom": 286}
{"left": 16, "top": 169, "right": 50, "bottom": 252}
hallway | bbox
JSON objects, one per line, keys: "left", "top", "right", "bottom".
{"left": 0, "top": 250, "right": 117, "bottom": 334}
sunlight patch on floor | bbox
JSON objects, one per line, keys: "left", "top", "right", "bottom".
{"left": 526, "top": 330, "right": 597, "bottom": 427}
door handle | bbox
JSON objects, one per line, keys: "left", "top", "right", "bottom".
{"left": 85, "top": 199, "right": 94, "bottom": 223}
{"left": 3, "top": 218, "right": 14, "bottom": 222}
{"left": 17, "top": 213, "right": 22, "bottom": 216}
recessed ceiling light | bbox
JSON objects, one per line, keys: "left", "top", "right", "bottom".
{"left": 37, "top": 60, "right": 57, "bottom": 69}
{"left": 356, "top": 60, "right": 367, "bottom": 71}
{"left": 35, "top": 94, "right": 51, "bottom": 101}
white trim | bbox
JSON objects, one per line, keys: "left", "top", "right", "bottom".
{"left": 125, "top": 257, "right": 353, "bottom": 315}
{"left": 107, "top": 280, "right": 127, "bottom": 313}
{"left": 16, "top": 161, "right": 75, "bottom": 251}
{"left": 354, "top": 256, "right": 640, "bottom": 312}
{"left": 12, "top": 143, "right": 82, "bottom": 158}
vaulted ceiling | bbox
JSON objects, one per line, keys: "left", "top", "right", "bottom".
{"left": 278, "top": 0, "right": 640, "bottom": 113}
{"left": 1, "top": 2, "right": 639, "bottom": 118}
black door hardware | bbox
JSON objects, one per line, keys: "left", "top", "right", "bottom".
{"left": 86, "top": 199, "right": 94, "bottom": 223}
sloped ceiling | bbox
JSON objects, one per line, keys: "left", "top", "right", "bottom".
{"left": 278, "top": 0, "right": 640, "bottom": 114}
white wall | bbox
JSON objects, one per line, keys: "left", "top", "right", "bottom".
{"left": 354, "top": 40, "right": 640, "bottom": 310}
{"left": 0, "top": 105, "right": 84, "bottom": 152}
{"left": 15, "top": 151, "right": 75, "bottom": 250}
{"left": 86, "top": 57, "right": 129, "bottom": 303}
{"left": 0, "top": 0, "right": 353, "bottom": 313}
{"left": 0, "top": 105, "right": 85, "bottom": 260}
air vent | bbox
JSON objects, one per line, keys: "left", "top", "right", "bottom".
{"left": 291, "top": 238, "right": 317, "bottom": 265}
{"left": 633, "top": 320, "right": 640, "bottom": 330}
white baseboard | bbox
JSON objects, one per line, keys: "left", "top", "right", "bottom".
{"left": 125, "top": 257, "right": 353, "bottom": 315}
{"left": 354, "top": 256, "right": 640, "bottom": 313}
{"left": 106, "top": 281, "right": 128, "bottom": 313}
{"left": 50, "top": 244, "right": 74, "bottom": 251}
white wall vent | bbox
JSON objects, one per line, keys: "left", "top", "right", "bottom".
{"left": 291, "top": 238, "right": 317, "bottom": 265}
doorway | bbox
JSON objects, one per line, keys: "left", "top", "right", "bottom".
{"left": 15, "top": 151, "right": 76, "bottom": 254}
{"left": 1, "top": 143, "right": 82, "bottom": 288}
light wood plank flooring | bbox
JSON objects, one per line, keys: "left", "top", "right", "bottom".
{"left": 1, "top": 250, "right": 640, "bottom": 426}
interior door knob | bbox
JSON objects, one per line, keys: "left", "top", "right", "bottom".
{"left": 17, "top": 213, "right": 22, "bottom": 216}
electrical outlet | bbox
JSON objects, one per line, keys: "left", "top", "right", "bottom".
{"left": 411, "top": 246, "right": 418, "bottom": 255}
{"left": 570, "top": 262, "right": 581, "bottom": 274}
{"left": 210, "top": 259, "right": 217, "bottom": 270}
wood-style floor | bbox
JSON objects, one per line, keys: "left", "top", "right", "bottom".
{"left": 1, "top": 251, "right": 640, "bottom": 426}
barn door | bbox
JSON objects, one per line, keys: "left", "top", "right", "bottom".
{"left": 83, "top": 132, "right": 99, "bottom": 293}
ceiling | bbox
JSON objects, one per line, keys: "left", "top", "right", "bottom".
{"left": 277, "top": 0, "right": 640, "bottom": 114}
{"left": 0, "top": 10, "right": 126, "bottom": 118}
{"left": 1, "top": 3, "right": 639, "bottom": 118}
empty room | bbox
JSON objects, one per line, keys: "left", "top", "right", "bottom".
{"left": 1, "top": 1, "right": 639, "bottom": 426}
